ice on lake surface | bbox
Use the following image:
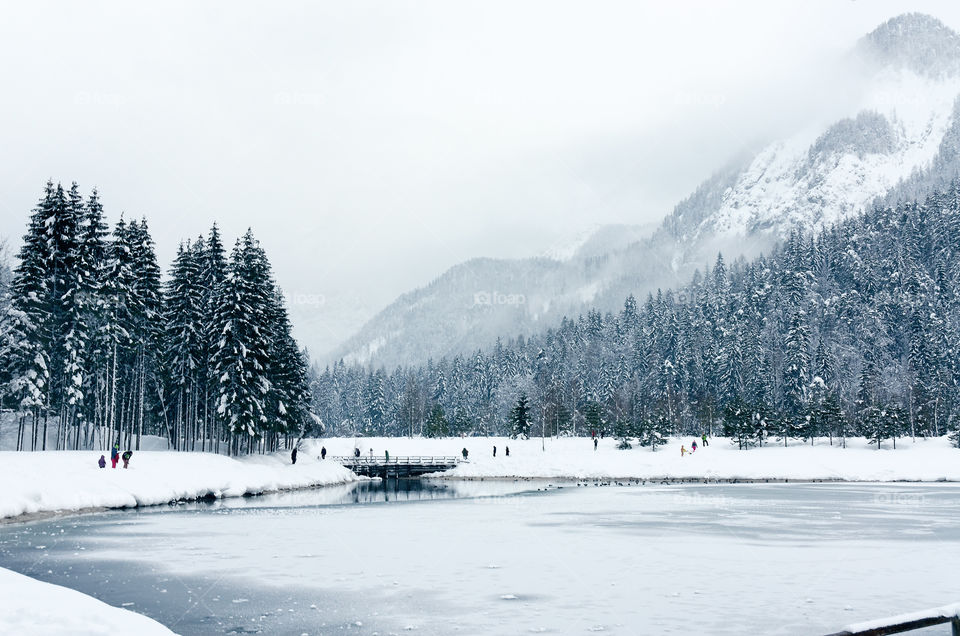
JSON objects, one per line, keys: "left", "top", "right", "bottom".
{"left": 1, "top": 480, "right": 959, "bottom": 635}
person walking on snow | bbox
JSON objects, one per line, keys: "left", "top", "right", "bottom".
{"left": 121, "top": 450, "right": 133, "bottom": 468}
{"left": 681, "top": 445, "right": 688, "bottom": 457}
{"left": 691, "top": 441, "right": 698, "bottom": 453}
{"left": 385, "top": 450, "right": 390, "bottom": 462}
{"left": 493, "top": 446, "right": 497, "bottom": 457}
{"left": 321, "top": 446, "right": 327, "bottom": 460}
{"left": 110, "top": 444, "right": 119, "bottom": 469}
{"left": 505, "top": 446, "right": 510, "bottom": 457}
{"left": 98, "top": 455, "right": 106, "bottom": 469}
{"left": 354, "top": 447, "right": 360, "bottom": 458}
{"left": 593, "top": 438, "right": 598, "bottom": 451}
{"left": 701, "top": 434, "right": 708, "bottom": 447}
{"left": 462, "top": 447, "right": 469, "bottom": 460}
{"left": 291, "top": 447, "right": 298, "bottom": 464}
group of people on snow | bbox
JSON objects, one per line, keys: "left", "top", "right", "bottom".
{"left": 458, "top": 445, "right": 509, "bottom": 461}
{"left": 98, "top": 443, "right": 133, "bottom": 469}
{"left": 681, "top": 434, "right": 709, "bottom": 457}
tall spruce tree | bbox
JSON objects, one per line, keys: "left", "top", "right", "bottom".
{"left": 212, "top": 232, "right": 275, "bottom": 453}
{"left": 510, "top": 394, "right": 531, "bottom": 439}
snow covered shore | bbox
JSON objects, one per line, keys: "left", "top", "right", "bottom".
{"left": 2, "top": 435, "right": 955, "bottom": 523}
{"left": 303, "top": 435, "right": 960, "bottom": 482}
{"left": 0, "top": 448, "right": 361, "bottom": 521}
{"left": 0, "top": 567, "right": 176, "bottom": 635}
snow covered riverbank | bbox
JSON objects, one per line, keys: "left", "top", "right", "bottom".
{"left": 0, "top": 449, "right": 361, "bottom": 521}
{"left": 0, "top": 567, "right": 176, "bottom": 635}
{"left": 304, "top": 435, "right": 960, "bottom": 482}
{"left": 1, "top": 435, "right": 955, "bottom": 523}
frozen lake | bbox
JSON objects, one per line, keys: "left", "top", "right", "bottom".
{"left": 1, "top": 480, "right": 959, "bottom": 635}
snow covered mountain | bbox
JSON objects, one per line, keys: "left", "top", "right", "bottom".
{"left": 329, "top": 13, "right": 960, "bottom": 369}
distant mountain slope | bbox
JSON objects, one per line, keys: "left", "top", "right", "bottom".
{"left": 330, "top": 13, "right": 960, "bottom": 370}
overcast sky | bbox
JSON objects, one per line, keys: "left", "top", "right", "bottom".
{"left": 2, "top": 0, "right": 960, "bottom": 359}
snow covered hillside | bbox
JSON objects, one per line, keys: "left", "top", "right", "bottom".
{"left": 330, "top": 13, "right": 960, "bottom": 369}
{"left": 0, "top": 449, "right": 361, "bottom": 520}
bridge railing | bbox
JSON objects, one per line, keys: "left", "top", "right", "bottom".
{"left": 328, "top": 455, "right": 462, "bottom": 466}
{"left": 825, "top": 602, "right": 960, "bottom": 636}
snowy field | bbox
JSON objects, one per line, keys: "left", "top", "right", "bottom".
{"left": 306, "top": 434, "right": 960, "bottom": 481}
{"left": 2, "top": 480, "right": 958, "bottom": 635}
{"left": 0, "top": 448, "right": 361, "bottom": 520}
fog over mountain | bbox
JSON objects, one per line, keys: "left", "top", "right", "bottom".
{"left": 3, "top": 4, "right": 960, "bottom": 362}
{"left": 334, "top": 13, "right": 960, "bottom": 369}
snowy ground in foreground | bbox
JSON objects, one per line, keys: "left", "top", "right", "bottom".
{"left": 306, "top": 434, "right": 960, "bottom": 481}
{"left": 0, "top": 566, "right": 175, "bottom": 635}
{"left": 0, "top": 448, "right": 360, "bottom": 520}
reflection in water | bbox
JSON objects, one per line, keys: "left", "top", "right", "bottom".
{"left": 155, "top": 477, "right": 557, "bottom": 514}
{"left": 349, "top": 478, "right": 455, "bottom": 504}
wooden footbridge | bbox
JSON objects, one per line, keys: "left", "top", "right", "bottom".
{"left": 331, "top": 456, "right": 462, "bottom": 478}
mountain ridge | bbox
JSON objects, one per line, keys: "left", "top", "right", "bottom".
{"left": 325, "top": 13, "right": 960, "bottom": 370}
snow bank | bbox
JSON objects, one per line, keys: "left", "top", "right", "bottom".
{"left": 0, "top": 449, "right": 360, "bottom": 520}
{"left": 842, "top": 601, "right": 960, "bottom": 633}
{"left": 303, "top": 435, "right": 960, "bottom": 482}
{"left": 0, "top": 566, "right": 176, "bottom": 635}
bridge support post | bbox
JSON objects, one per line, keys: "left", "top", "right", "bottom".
{"left": 952, "top": 617, "right": 959, "bottom": 636}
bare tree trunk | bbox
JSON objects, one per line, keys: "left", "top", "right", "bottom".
{"left": 108, "top": 343, "right": 118, "bottom": 448}
{"left": 17, "top": 413, "right": 24, "bottom": 452}
{"left": 137, "top": 349, "right": 145, "bottom": 451}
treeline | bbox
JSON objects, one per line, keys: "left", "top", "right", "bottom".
{"left": 312, "top": 183, "right": 960, "bottom": 450}
{"left": 0, "top": 181, "right": 312, "bottom": 454}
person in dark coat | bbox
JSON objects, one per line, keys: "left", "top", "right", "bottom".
{"left": 462, "top": 447, "right": 468, "bottom": 460}
{"left": 354, "top": 447, "right": 361, "bottom": 458}
{"left": 505, "top": 446, "right": 510, "bottom": 457}
{"left": 321, "top": 446, "right": 327, "bottom": 460}
{"left": 121, "top": 450, "right": 132, "bottom": 469}
{"left": 593, "top": 438, "right": 598, "bottom": 451}
{"left": 493, "top": 446, "right": 497, "bottom": 457}
{"left": 291, "top": 447, "right": 298, "bottom": 464}
{"left": 98, "top": 455, "right": 106, "bottom": 469}
{"left": 110, "top": 444, "right": 120, "bottom": 469}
